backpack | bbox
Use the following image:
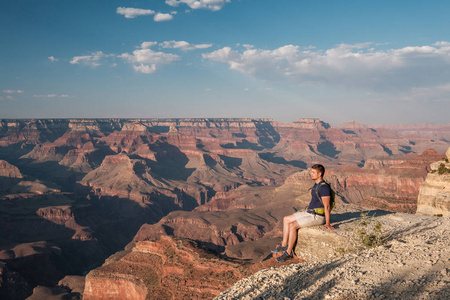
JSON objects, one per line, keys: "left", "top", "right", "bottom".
{"left": 313, "top": 181, "right": 335, "bottom": 215}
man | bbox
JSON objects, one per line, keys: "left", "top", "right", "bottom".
{"left": 272, "top": 164, "right": 335, "bottom": 262}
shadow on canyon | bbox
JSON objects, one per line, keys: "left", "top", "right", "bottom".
{"left": 0, "top": 184, "right": 180, "bottom": 299}
{"left": 258, "top": 152, "right": 307, "bottom": 168}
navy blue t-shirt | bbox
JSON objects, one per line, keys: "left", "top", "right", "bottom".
{"left": 307, "top": 181, "right": 331, "bottom": 210}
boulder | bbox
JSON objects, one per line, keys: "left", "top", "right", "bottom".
{"left": 294, "top": 226, "right": 349, "bottom": 261}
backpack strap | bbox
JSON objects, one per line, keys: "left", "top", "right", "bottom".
{"left": 313, "top": 182, "right": 329, "bottom": 215}
{"left": 315, "top": 181, "right": 328, "bottom": 206}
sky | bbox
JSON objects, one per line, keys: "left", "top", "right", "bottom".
{"left": 1, "top": 0, "right": 450, "bottom": 125}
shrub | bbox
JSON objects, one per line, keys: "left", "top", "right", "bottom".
{"left": 438, "top": 163, "right": 450, "bottom": 175}
{"left": 348, "top": 213, "right": 385, "bottom": 250}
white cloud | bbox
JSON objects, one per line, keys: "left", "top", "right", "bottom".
{"left": 48, "top": 56, "right": 58, "bottom": 62}
{"left": 160, "top": 40, "right": 213, "bottom": 50}
{"left": 121, "top": 49, "right": 179, "bottom": 65}
{"left": 141, "top": 42, "right": 158, "bottom": 49}
{"left": 3, "top": 90, "right": 24, "bottom": 94}
{"left": 33, "top": 94, "right": 71, "bottom": 99}
{"left": 70, "top": 51, "right": 110, "bottom": 67}
{"left": 133, "top": 64, "right": 157, "bottom": 74}
{"left": 165, "top": 0, "right": 230, "bottom": 11}
{"left": 154, "top": 13, "right": 174, "bottom": 22}
{"left": 117, "top": 7, "right": 155, "bottom": 18}
{"left": 203, "top": 42, "right": 450, "bottom": 93}
{"left": 121, "top": 43, "right": 180, "bottom": 74}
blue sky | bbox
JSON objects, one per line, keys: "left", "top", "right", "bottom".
{"left": 1, "top": 0, "right": 450, "bottom": 125}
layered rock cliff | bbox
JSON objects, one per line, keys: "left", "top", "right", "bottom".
{"left": 1, "top": 118, "right": 450, "bottom": 299}
{"left": 416, "top": 147, "right": 450, "bottom": 216}
{"left": 83, "top": 236, "right": 283, "bottom": 300}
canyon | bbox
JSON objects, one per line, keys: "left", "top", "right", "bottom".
{"left": 0, "top": 118, "right": 449, "bottom": 299}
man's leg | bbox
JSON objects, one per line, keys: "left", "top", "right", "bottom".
{"left": 286, "top": 219, "right": 301, "bottom": 255}
{"left": 282, "top": 214, "right": 298, "bottom": 247}
{"left": 275, "top": 216, "right": 300, "bottom": 262}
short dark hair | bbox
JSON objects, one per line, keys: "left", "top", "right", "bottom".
{"left": 312, "top": 164, "right": 325, "bottom": 177}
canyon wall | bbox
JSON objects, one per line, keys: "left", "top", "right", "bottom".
{"left": 1, "top": 118, "right": 450, "bottom": 299}
{"left": 416, "top": 147, "right": 450, "bottom": 216}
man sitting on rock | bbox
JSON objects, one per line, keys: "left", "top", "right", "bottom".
{"left": 272, "top": 164, "right": 335, "bottom": 262}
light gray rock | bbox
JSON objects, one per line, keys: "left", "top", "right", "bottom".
{"left": 417, "top": 147, "right": 450, "bottom": 217}
{"left": 215, "top": 209, "right": 450, "bottom": 300}
{"left": 293, "top": 226, "right": 349, "bottom": 261}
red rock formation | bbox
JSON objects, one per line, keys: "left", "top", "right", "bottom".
{"left": 0, "top": 160, "right": 23, "bottom": 178}
{"left": 1, "top": 118, "right": 449, "bottom": 299}
{"left": 294, "top": 149, "right": 444, "bottom": 213}
{"left": 84, "top": 236, "right": 293, "bottom": 300}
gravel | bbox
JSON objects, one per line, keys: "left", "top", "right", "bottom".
{"left": 215, "top": 213, "right": 450, "bottom": 300}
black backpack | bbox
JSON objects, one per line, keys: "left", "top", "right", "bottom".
{"left": 313, "top": 181, "right": 335, "bottom": 214}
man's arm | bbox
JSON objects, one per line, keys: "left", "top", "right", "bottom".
{"left": 322, "top": 196, "right": 335, "bottom": 230}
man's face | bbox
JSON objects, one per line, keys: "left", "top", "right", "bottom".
{"left": 310, "top": 168, "right": 321, "bottom": 180}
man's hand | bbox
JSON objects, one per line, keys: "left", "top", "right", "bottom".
{"left": 325, "top": 224, "right": 335, "bottom": 230}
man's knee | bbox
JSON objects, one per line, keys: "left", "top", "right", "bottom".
{"left": 284, "top": 214, "right": 295, "bottom": 222}
{"left": 288, "top": 220, "right": 299, "bottom": 229}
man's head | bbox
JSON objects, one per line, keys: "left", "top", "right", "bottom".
{"left": 310, "top": 164, "right": 325, "bottom": 180}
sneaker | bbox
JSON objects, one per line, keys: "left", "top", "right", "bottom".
{"left": 276, "top": 251, "right": 293, "bottom": 263}
{"left": 271, "top": 244, "right": 287, "bottom": 253}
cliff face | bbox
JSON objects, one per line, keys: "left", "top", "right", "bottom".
{"left": 0, "top": 160, "right": 23, "bottom": 178}
{"left": 83, "top": 236, "right": 280, "bottom": 300}
{"left": 416, "top": 147, "right": 450, "bottom": 216}
{"left": 281, "top": 149, "right": 444, "bottom": 213}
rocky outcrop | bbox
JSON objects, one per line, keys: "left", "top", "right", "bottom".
{"left": 416, "top": 147, "right": 450, "bottom": 216}
{"left": 0, "top": 160, "right": 23, "bottom": 178}
{"left": 0, "top": 160, "right": 25, "bottom": 194}
{"left": 293, "top": 226, "right": 349, "bottom": 261}
{"left": 83, "top": 236, "right": 270, "bottom": 300}
{"left": 215, "top": 211, "right": 450, "bottom": 300}
{"left": 133, "top": 208, "right": 276, "bottom": 257}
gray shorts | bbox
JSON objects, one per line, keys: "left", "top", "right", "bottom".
{"left": 293, "top": 211, "right": 325, "bottom": 227}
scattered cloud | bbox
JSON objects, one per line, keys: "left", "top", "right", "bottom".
{"left": 154, "top": 13, "right": 174, "bottom": 22}
{"left": 160, "top": 40, "right": 213, "bottom": 51}
{"left": 70, "top": 40, "right": 210, "bottom": 74}
{"left": 48, "top": 56, "right": 58, "bottom": 62}
{"left": 203, "top": 42, "right": 450, "bottom": 93}
{"left": 141, "top": 42, "right": 158, "bottom": 49}
{"left": 165, "top": 0, "right": 230, "bottom": 12}
{"left": 121, "top": 42, "right": 180, "bottom": 74}
{"left": 3, "top": 90, "right": 24, "bottom": 94}
{"left": 133, "top": 64, "right": 157, "bottom": 74}
{"left": 70, "top": 51, "right": 111, "bottom": 67}
{"left": 1, "top": 90, "right": 23, "bottom": 101}
{"left": 33, "top": 94, "right": 71, "bottom": 99}
{"left": 117, "top": 7, "right": 155, "bottom": 19}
